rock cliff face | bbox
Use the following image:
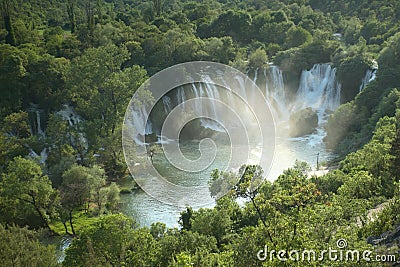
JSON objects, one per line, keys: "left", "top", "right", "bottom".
{"left": 289, "top": 107, "right": 318, "bottom": 137}
{"left": 367, "top": 225, "right": 400, "bottom": 247}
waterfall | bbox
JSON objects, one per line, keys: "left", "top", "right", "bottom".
{"left": 293, "top": 63, "right": 340, "bottom": 115}
{"left": 177, "top": 87, "right": 186, "bottom": 109}
{"left": 359, "top": 69, "right": 377, "bottom": 92}
{"left": 234, "top": 75, "right": 247, "bottom": 99}
{"left": 264, "top": 66, "right": 289, "bottom": 121}
{"left": 191, "top": 83, "right": 202, "bottom": 114}
{"left": 197, "top": 76, "right": 224, "bottom": 131}
{"left": 28, "top": 148, "right": 48, "bottom": 164}
{"left": 162, "top": 96, "right": 172, "bottom": 114}
{"left": 144, "top": 63, "right": 376, "bottom": 141}
{"left": 253, "top": 68, "right": 259, "bottom": 84}
{"left": 36, "top": 110, "right": 44, "bottom": 136}
{"left": 144, "top": 103, "right": 153, "bottom": 135}
{"left": 28, "top": 104, "right": 45, "bottom": 136}
{"left": 57, "top": 105, "right": 88, "bottom": 150}
{"left": 131, "top": 105, "right": 153, "bottom": 137}
{"left": 203, "top": 77, "right": 219, "bottom": 118}
{"left": 57, "top": 104, "right": 82, "bottom": 126}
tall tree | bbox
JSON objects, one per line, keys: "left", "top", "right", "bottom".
{"left": 0, "top": 157, "right": 58, "bottom": 231}
{"left": 62, "top": 214, "right": 161, "bottom": 267}
{"left": 66, "top": 44, "right": 147, "bottom": 149}
{"left": 0, "top": 111, "right": 31, "bottom": 170}
{"left": 86, "top": 0, "right": 95, "bottom": 36}
{"left": 66, "top": 0, "right": 77, "bottom": 33}
{"left": 153, "top": 0, "right": 162, "bottom": 16}
{"left": 0, "top": 44, "right": 27, "bottom": 116}
{"left": 0, "top": 224, "right": 58, "bottom": 267}
{"left": 1, "top": 0, "right": 16, "bottom": 45}
{"left": 60, "top": 164, "right": 106, "bottom": 235}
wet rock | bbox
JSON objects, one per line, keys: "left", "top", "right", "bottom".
{"left": 367, "top": 225, "right": 400, "bottom": 246}
{"left": 138, "top": 133, "right": 158, "bottom": 143}
{"left": 289, "top": 107, "right": 318, "bottom": 137}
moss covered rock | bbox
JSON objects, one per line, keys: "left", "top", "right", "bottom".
{"left": 289, "top": 107, "right": 318, "bottom": 137}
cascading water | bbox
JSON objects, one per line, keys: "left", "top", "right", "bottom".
{"left": 287, "top": 64, "right": 341, "bottom": 154}
{"left": 154, "top": 63, "right": 343, "bottom": 170}
{"left": 28, "top": 148, "right": 48, "bottom": 165}
{"left": 57, "top": 104, "right": 88, "bottom": 150}
{"left": 36, "top": 111, "right": 44, "bottom": 136}
{"left": 156, "top": 64, "right": 339, "bottom": 135}
{"left": 27, "top": 104, "right": 47, "bottom": 163}
{"left": 155, "top": 63, "right": 341, "bottom": 139}
{"left": 152, "top": 62, "right": 373, "bottom": 151}
{"left": 253, "top": 68, "right": 259, "bottom": 85}
{"left": 123, "top": 62, "right": 378, "bottom": 228}
{"left": 359, "top": 69, "right": 377, "bottom": 92}
{"left": 28, "top": 104, "right": 45, "bottom": 136}
{"left": 57, "top": 104, "right": 82, "bottom": 126}
{"left": 129, "top": 104, "right": 153, "bottom": 144}
{"left": 177, "top": 87, "right": 186, "bottom": 109}
{"left": 201, "top": 75, "right": 224, "bottom": 131}
{"left": 293, "top": 63, "right": 341, "bottom": 115}
{"left": 264, "top": 66, "right": 289, "bottom": 121}
{"left": 162, "top": 96, "right": 172, "bottom": 114}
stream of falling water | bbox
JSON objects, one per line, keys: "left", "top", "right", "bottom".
{"left": 120, "top": 63, "right": 351, "bottom": 227}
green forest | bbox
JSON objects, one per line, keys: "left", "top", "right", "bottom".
{"left": 1, "top": 0, "right": 400, "bottom": 266}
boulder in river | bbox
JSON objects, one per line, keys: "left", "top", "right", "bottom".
{"left": 137, "top": 133, "right": 158, "bottom": 143}
{"left": 289, "top": 107, "right": 318, "bottom": 137}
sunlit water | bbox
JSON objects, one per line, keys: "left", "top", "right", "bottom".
{"left": 120, "top": 123, "right": 335, "bottom": 228}
{"left": 121, "top": 63, "right": 342, "bottom": 227}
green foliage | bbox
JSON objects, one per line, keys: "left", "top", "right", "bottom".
{"left": 150, "top": 222, "right": 167, "bottom": 239}
{"left": 49, "top": 210, "right": 101, "bottom": 236}
{"left": 0, "top": 44, "right": 27, "bottom": 116}
{"left": 312, "top": 169, "right": 346, "bottom": 194}
{"left": 343, "top": 17, "right": 363, "bottom": 45}
{"left": 191, "top": 208, "right": 232, "bottom": 246}
{"left": 362, "top": 197, "right": 400, "bottom": 237}
{"left": 105, "top": 182, "right": 120, "bottom": 213}
{"left": 338, "top": 170, "right": 381, "bottom": 199}
{"left": 325, "top": 100, "right": 366, "bottom": 151}
{"left": 157, "top": 229, "right": 218, "bottom": 267}
{"left": 0, "top": 224, "right": 58, "bottom": 267}
{"left": 274, "top": 38, "right": 340, "bottom": 74}
{"left": 202, "top": 36, "right": 237, "bottom": 64}
{"left": 209, "top": 9, "right": 252, "bottom": 43}
{"left": 119, "top": 187, "right": 132, "bottom": 194}
{"left": 59, "top": 164, "right": 107, "bottom": 234}
{"left": 339, "top": 116, "right": 397, "bottom": 197}
{"left": 63, "top": 213, "right": 160, "bottom": 267}
{"left": 335, "top": 52, "right": 375, "bottom": 102}
{"left": 235, "top": 165, "right": 264, "bottom": 198}
{"left": 1, "top": 1, "right": 400, "bottom": 265}
{"left": 285, "top": 26, "right": 312, "bottom": 48}
{"left": 66, "top": 44, "right": 147, "bottom": 145}
{"left": 45, "top": 114, "right": 77, "bottom": 186}
{"left": 179, "top": 207, "right": 193, "bottom": 231}
{"left": 327, "top": 31, "right": 400, "bottom": 155}
{"left": 2, "top": 111, "right": 30, "bottom": 138}
{"left": 0, "top": 157, "right": 58, "bottom": 230}
{"left": 60, "top": 164, "right": 106, "bottom": 210}
{"left": 272, "top": 164, "right": 320, "bottom": 212}
{"left": 248, "top": 47, "right": 268, "bottom": 69}
{"left": 0, "top": 111, "right": 32, "bottom": 169}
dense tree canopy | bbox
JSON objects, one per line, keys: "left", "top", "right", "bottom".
{"left": 0, "top": 0, "right": 399, "bottom": 266}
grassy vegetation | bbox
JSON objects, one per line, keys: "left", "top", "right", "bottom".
{"left": 50, "top": 211, "right": 101, "bottom": 236}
